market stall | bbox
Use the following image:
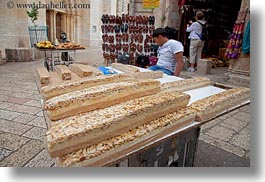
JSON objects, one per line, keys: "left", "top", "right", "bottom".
{"left": 35, "top": 41, "right": 85, "bottom": 71}
{"left": 35, "top": 63, "right": 250, "bottom": 167}
{"left": 100, "top": 14, "right": 157, "bottom": 66}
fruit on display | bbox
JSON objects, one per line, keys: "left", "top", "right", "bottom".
{"left": 37, "top": 41, "right": 55, "bottom": 49}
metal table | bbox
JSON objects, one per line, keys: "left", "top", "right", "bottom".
{"left": 36, "top": 47, "right": 85, "bottom": 71}
{"left": 106, "top": 121, "right": 201, "bottom": 167}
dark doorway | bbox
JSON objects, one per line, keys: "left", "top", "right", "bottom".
{"left": 179, "top": 0, "right": 242, "bottom": 57}
{"left": 56, "top": 13, "right": 63, "bottom": 41}
{"left": 46, "top": 10, "right": 51, "bottom": 41}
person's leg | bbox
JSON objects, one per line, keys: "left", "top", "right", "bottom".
{"left": 148, "top": 65, "right": 173, "bottom": 75}
{"left": 196, "top": 40, "right": 205, "bottom": 63}
{"left": 189, "top": 40, "right": 197, "bottom": 68}
{"left": 148, "top": 65, "right": 159, "bottom": 71}
{"left": 158, "top": 67, "right": 174, "bottom": 75}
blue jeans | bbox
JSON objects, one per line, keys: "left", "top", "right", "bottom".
{"left": 148, "top": 65, "right": 174, "bottom": 75}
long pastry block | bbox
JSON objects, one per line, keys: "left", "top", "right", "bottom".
{"left": 68, "top": 64, "right": 93, "bottom": 77}
{"left": 46, "top": 91, "right": 190, "bottom": 157}
{"left": 48, "top": 72, "right": 64, "bottom": 85}
{"left": 55, "top": 65, "right": 71, "bottom": 80}
{"left": 69, "top": 64, "right": 103, "bottom": 77}
{"left": 111, "top": 63, "right": 140, "bottom": 73}
{"left": 189, "top": 87, "right": 250, "bottom": 122}
{"left": 82, "top": 65, "right": 103, "bottom": 76}
{"left": 161, "top": 77, "right": 212, "bottom": 92}
{"left": 132, "top": 71, "right": 164, "bottom": 79}
{"left": 44, "top": 79, "right": 161, "bottom": 121}
{"left": 36, "top": 67, "right": 50, "bottom": 86}
{"left": 56, "top": 107, "right": 196, "bottom": 167}
{"left": 41, "top": 73, "right": 133, "bottom": 99}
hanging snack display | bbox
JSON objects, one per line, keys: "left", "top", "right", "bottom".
{"left": 37, "top": 70, "right": 250, "bottom": 166}
{"left": 101, "top": 14, "right": 157, "bottom": 65}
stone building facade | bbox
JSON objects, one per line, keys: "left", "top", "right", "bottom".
{"left": 128, "top": 0, "right": 180, "bottom": 29}
{"left": 116, "top": 0, "right": 130, "bottom": 15}
{"left": 0, "top": 0, "right": 120, "bottom": 57}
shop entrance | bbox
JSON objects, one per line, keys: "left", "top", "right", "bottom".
{"left": 178, "top": 0, "right": 242, "bottom": 58}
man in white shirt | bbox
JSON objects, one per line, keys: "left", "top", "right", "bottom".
{"left": 148, "top": 28, "right": 184, "bottom": 76}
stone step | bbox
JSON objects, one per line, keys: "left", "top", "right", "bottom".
{"left": 226, "top": 73, "right": 250, "bottom": 87}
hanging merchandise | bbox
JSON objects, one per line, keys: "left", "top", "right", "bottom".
{"left": 225, "top": 9, "right": 249, "bottom": 59}
{"left": 178, "top": 0, "right": 187, "bottom": 8}
{"left": 101, "top": 14, "right": 156, "bottom": 66}
{"left": 242, "top": 21, "right": 250, "bottom": 55}
{"left": 178, "top": 5, "right": 194, "bottom": 56}
{"left": 225, "top": 22, "right": 244, "bottom": 59}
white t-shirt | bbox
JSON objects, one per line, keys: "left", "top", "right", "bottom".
{"left": 157, "top": 39, "right": 184, "bottom": 72}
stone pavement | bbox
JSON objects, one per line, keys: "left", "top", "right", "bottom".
{"left": 0, "top": 61, "right": 55, "bottom": 167}
{"left": 195, "top": 104, "right": 250, "bottom": 167}
{"left": 181, "top": 68, "right": 250, "bottom": 166}
{"left": 0, "top": 46, "right": 250, "bottom": 167}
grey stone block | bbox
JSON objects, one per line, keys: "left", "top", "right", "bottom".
{"left": 0, "top": 132, "right": 30, "bottom": 151}
{"left": 0, "top": 119, "right": 33, "bottom": 135}
{"left": 227, "top": 73, "right": 250, "bottom": 87}
{"left": 0, "top": 140, "right": 44, "bottom": 167}
{"left": 0, "top": 50, "right": 3, "bottom": 64}
{"left": 0, "top": 148, "right": 12, "bottom": 161}
{"left": 5, "top": 48, "right": 34, "bottom": 62}
{"left": 197, "top": 59, "right": 212, "bottom": 75}
{"left": 231, "top": 128, "right": 250, "bottom": 150}
{"left": 24, "top": 149, "right": 55, "bottom": 167}
{"left": 206, "top": 125, "right": 235, "bottom": 142}
{"left": 195, "top": 140, "right": 250, "bottom": 167}
{"left": 22, "top": 127, "right": 47, "bottom": 141}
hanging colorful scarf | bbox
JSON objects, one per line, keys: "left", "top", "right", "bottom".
{"left": 225, "top": 9, "right": 249, "bottom": 59}
{"left": 225, "top": 22, "right": 244, "bottom": 59}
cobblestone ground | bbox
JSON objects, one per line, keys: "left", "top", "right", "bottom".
{"left": 195, "top": 104, "right": 250, "bottom": 166}
{"left": 0, "top": 61, "right": 55, "bottom": 167}
{"left": 0, "top": 47, "right": 250, "bottom": 167}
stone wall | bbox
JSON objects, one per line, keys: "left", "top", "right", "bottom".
{"left": 0, "top": 50, "right": 4, "bottom": 64}
{"left": 153, "top": 0, "right": 180, "bottom": 29}
{"left": 116, "top": 0, "right": 130, "bottom": 15}
{"left": 129, "top": 0, "right": 153, "bottom": 16}
{"left": 0, "top": 0, "right": 111, "bottom": 56}
{"left": 5, "top": 48, "right": 34, "bottom": 62}
{"left": 0, "top": 0, "right": 31, "bottom": 58}
{"left": 129, "top": 0, "right": 180, "bottom": 29}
